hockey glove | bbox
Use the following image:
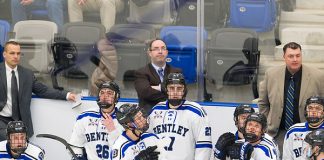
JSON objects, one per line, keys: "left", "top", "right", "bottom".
{"left": 226, "top": 142, "right": 242, "bottom": 159}
{"left": 134, "top": 146, "right": 160, "bottom": 160}
{"left": 214, "top": 132, "right": 235, "bottom": 159}
{"left": 239, "top": 142, "right": 254, "bottom": 160}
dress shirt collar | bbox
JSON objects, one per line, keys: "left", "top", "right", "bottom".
{"left": 151, "top": 63, "right": 166, "bottom": 73}
{"left": 5, "top": 62, "right": 18, "bottom": 73}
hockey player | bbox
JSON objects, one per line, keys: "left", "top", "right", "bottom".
{"left": 283, "top": 96, "right": 324, "bottom": 160}
{"left": 148, "top": 73, "right": 212, "bottom": 160}
{"left": 0, "top": 121, "right": 45, "bottom": 159}
{"left": 214, "top": 105, "right": 279, "bottom": 160}
{"left": 302, "top": 129, "right": 324, "bottom": 160}
{"left": 241, "top": 113, "right": 279, "bottom": 160}
{"left": 69, "top": 81, "right": 124, "bottom": 160}
{"left": 111, "top": 103, "right": 162, "bottom": 160}
{"left": 220, "top": 113, "right": 279, "bottom": 160}
{"left": 214, "top": 104, "right": 255, "bottom": 160}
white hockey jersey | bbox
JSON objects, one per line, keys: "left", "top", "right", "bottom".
{"left": 148, "top": 100, "right": 212, "bottom": 160}
{"left": 250, "top": 135, "right": 280, "bottom": 160}
{"left": 283, "top": 122, "right": 324, "bottom": 160}
{"left": 0, "top": 140, "right": 45, "bottom": 159}
{"left": 69, "top": 107, "right": 124, "bottom": 160}
{"left": 225, "top": 133, "right": 279, "bottom": 160}
{"left": 111, "top": 131, "right": 166, "bottom": 160}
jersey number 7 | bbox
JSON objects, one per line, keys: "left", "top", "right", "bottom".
{"left": 164, "top": 137, "right": 175, "bottom": 151}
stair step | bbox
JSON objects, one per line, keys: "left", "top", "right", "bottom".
{"left": 294, "top": 9, "right": 324, "bottom": 16}
{"left": 296, "top": 0, "right": 324, "bottom": 10}
{"left": 280, "top": 27, "right": 324, "bottom": 45}
{"left": 279, "top": 11, "right": 324, "bottom": 38}
{"left": 280, "top": 11, "right": 324, "bottom": 24}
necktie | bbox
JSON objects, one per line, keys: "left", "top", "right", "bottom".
{"left": 11, "top": 70, "right": 20, "bottom": 120}
{"left": 158, "top": 68, "right": 164, "bottom": 82}
{"left": 285, "top": 76, "right": 294, "bottom": 130}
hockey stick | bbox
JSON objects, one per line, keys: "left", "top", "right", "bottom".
{"left": 36, "top": 134, "right": 78, "bottom": 159}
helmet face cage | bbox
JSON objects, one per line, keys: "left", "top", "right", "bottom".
{"left": 7, "top": 121, "right": 28, "bottom": 158}
{"left": 116, "top": 104, "right": 149, "bottom": 133}
{"left": 234, "top": 104, "right": 255, "bottom": 132}
{"left": 303, "top": 129, "right": 324, "bottom": 158}
{"left": 164, "top": 73, "right": 187, "bottom": 106}
{"left": 97, "top": 82, "right": 120, "bottom": 109}
{"left": 243, "top": 113, "right": 267, "bottom": 143}
{"left": 304, "top": 96, "right": 324, "bottom": 125}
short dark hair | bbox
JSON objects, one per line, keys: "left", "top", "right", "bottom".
{"left": 4, "top": 41, "right": 20, "bottom": 52}
{"left": 283, "top": 42, "right": 301, "bottom": 54}
{"left": 148, "top": 38, "right": 166, "bottom": 51}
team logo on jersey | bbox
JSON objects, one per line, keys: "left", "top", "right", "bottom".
{"left": 131, "top": 146, "right": 140, "bottom": 155}
{"left": 164, "top": 110, "right": 177, "bottom": 123}
{"left": 138, "top": 142, "right": 146, "bottom": 150}
{"left": 153, "top": 111, "right": 163, "bottom": 119}
{"left": 293, "top": 133, "right": 304, "bottom": 141}
{"left": 112, "top": 149, "right": 118, "bottom": 158}
{"left": 88, "top": 118, "right": 99, "bottom": 126}
{"left": 38, "top": 151, "right": 44, "bottom": 159}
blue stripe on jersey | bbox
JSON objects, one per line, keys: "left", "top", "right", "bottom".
{"left": 262, "top": 137, "right": 275, "bottom": 147}
{"left": 121, "top": 140, "right": 136, "bottom": 158}
{"left": 120, "top": 132, "right": 136, "bottom": 158}
{"left": 122, "top": 132, "right": 133, "bottom": 142}
{"left": 235, "top": 131, "right": 239, "bottom": 140}
{"left": 77, "top": 108, "right": 118, "bottom": 120}
{"left": 100, "top": 108, "right": 117, "bottom": 119}
{"left": 0, "top": 154, "right": 11, "bottom": 158}
{"left": 254, "top": 144, "right": 272, "bottom": 158}
{"left": 286, "top": 123, "right": 308, "bottom": 139}
{"left": 0, "top": 153, "right": 34, "bottom": 159}
{"left": 152, "top": 102, "right": 205, "bottom": 117}
{"left": 152, "top": 105, "right": 168, "bottom": 111}
{"left": 77, "top": 112, "right": 101, "bottom": 120}
{"left": 141, "top": 133, "right": 159, "bottom": 140}
{"left": 196, "top": 141, "right": 212, "bottom": 148}
{"left": 196, "top": 143, "right": 213, "bottom": 148}
{"left": 179, "top": 104, "right": 205, "bottom": 117}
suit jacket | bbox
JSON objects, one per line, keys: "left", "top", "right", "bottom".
{"left": 258, "top": 64, "right": 324, "bottom": 137}
{"left": 134, "top": 63, "right": 182, "bottom": 111}
{"left": 0, "top": 63, "right": 68, "bottom": 137}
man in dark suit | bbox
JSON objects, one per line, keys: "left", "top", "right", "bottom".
{"left": 134, "top": 39, "right": 181, "bottom": 112}
{"left": 0, "top": 41, "right": 76, "bottom": 140}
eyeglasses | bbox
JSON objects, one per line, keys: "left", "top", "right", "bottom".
{"left": 150, "top": 48, "right": 167, "bottom": 52}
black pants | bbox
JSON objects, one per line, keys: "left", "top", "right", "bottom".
{"left": 274, "top": 129, "right": 287, "bottom": 159}
{"left": 0, "top": 116, "right": 14, "bottom": 141}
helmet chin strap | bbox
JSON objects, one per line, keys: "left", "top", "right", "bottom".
{"left": 11, "top": 145, "right": 28, "bottom": 159}
{"left": 168, "top": 99, "right": 183, "bottom": 108}
{"left": 308, "top": 118, "right": 324, "bottom": 128}
{"left": 132, "top": 129, "right": 142, "bottom": 139}
{"left": 97, "top": 101, "right": 113, "bottom": 109}
{"left": 244, "top": 133, "right": 260, "bottom": 143}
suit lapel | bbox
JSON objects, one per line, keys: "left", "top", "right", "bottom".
{"left": 148, "top": 64, "right": 161, "bottom": 82}
{"left": 0, "top": 63, "right": 7, "bottom": 92}
{"left": 277, "top": 66, "right": 286, "bottom": 104}
{"left": 17, "top": 66, "right": 25, "bottom": 100}
{"left": 299, "top": 66, "right": 310, "bottom": 106}
{"left": 164, "top": 64, "right": 171, "bottom": 78}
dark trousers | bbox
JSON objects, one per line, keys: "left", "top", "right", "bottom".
{"left": 0, "top": 116, "right": 14, "bottom": 141}
{"left": 274, "top": 129, "right": 287, "bottom": 159}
